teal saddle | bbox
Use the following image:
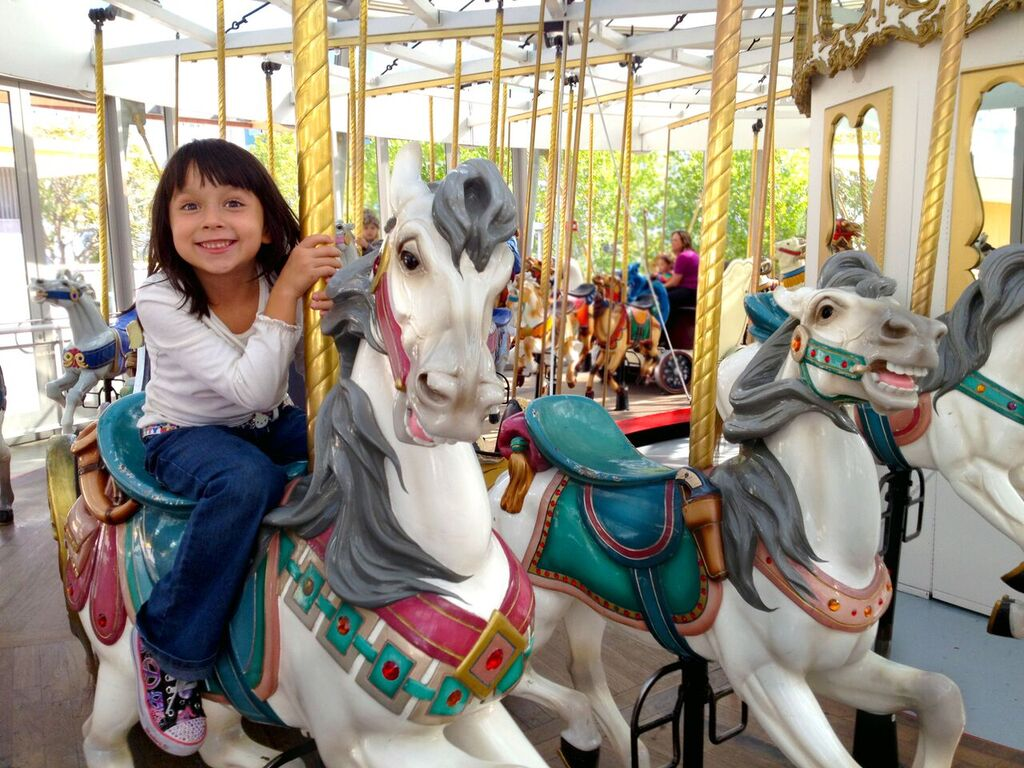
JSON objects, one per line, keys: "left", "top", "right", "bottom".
{"left": 519, "top": 396, "right": 715, "bottom": 658}
{"left": 99, "top": 393, "right": 307, "bottom": 725}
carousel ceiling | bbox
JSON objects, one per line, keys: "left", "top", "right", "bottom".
{"left": 1, "top": 0, "right": 808, "bottom": 150}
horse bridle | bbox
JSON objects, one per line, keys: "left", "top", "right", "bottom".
{"left": 789, "top": 326, "right": 868, "bottom": 403}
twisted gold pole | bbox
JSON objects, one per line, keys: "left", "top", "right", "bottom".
{"left": 452, "top": 41, "right": 463, "bottom": 168}
{"left": 620, "top": 56, "right": 635, "bottom": 285}
{"left": 173, "top": 41, "right": 180, "bottom": 150}
{"left": 750, "top": 0, "right": 784, "bottom": 275}
{"left": 586, "top": 113, "right": 595, "bottom": 282}
{"left": 747, "top": 124, "right": 760, "bottom": 295}
{"left": 911, "top": 0, "right": 967, "bottom": 316}
{"left": 355, "top": 0, "right": 368, "bottom": 236}
{"left": 768, "top": 145, "right": 776, "bottom": 274}
{"left": 498, "top": 86, "right": 509, "bottom": 176}
{"left": 428, "top": 95, "right": 436, "bottom": 181}
{"left": 489, "top": 2, "right": 505, "bottom": 161}
{"left": 510, "top": 3, "right": 547, "bottom": 401}
{"left": 536, "top": 40, "right": 564, "bottom": 394}
{"left": 856, "top": 123, "right": 869, "bottom": 251}
{"left": 689, "top": 0, "right": 744, "bottom": 470}
{"left": 217, "top": 0, "right": 226, "bottom": 139}
{"left": 92, "top": 18, "right": 110, "bottom": 323}
{"left": 552, "top": 83, "right": 576, "bottom": 394}
{"left": 292, "top": 0, "right": 340, "bottom": 456}
{"left": 661, "top": 128, "right": 672, "bottom": 249}
{"left": 265, "top": 66, "right": 276, "bottom": 181}
{"left": 347, "top": 47, "right": 357, "bottom": 222}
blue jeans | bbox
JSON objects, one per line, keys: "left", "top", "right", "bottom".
{"left": 135, "top": 406, "right": 307, "bottom": 680}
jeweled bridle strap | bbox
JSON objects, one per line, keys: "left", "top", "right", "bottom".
{"left": 791, "top": 328, "right": 868, "bottom": 403}
{"left": 958, "top": 371, "right": 1024, "bottom": 427}
{"left": 370, "top": 238, "right": 411, "bottom": 391}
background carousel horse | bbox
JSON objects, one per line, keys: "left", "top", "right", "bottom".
{"left": 30, "top": 270, "right": 142, "bottom": 434}
{"left": 582, "top": 274, "right": 663, "bottom": 410}
{"left": 491, "top": 281, "right": 963, "bottom": 768}
{"left": 0, "top": 364, "right": 12, "bottom": 525}
{"left": 510, "top": 275, "right": 584, "bottom": 389}
{"left": 722, "top": 247, "right": 1024, "bottom": 640}
{"left": 48, "top": 144, "right": 547, "bottom": 768}
{"left": 775, "top": 235, "right": 807, "bottom": 287}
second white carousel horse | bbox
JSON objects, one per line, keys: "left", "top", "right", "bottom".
{"left": 491, "top": 279, "right": 962, "bottom": 768}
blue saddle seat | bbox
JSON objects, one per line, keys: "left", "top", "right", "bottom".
{"left": 744, "top": 292, "right": 790, "bottom": 343}
{"left": 98, "top": 393, "right": 307, "bottom": 518}
{"left": 525, "top": 395, "right": 677, "bottom": 486}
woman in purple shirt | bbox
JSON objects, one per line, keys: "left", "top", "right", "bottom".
{"left": 664, "top": 230, "right": 699, "bottom": 310}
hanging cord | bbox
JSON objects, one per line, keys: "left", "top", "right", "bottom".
{"left": 451, "top": 40, "right": 463, "bottom": 168}
{"left": 489, "top": 0, "right": 505, "bottom": 161}
{"left": 228, "top": 2, "right": 270, "bottom": 31}
{"left": 262, "top": 60, "right": 282, "bottom": 181}
{"left": 510, "top": 0, "right": 548, "bottom": 401}
{"left": 217, "top": 0, "right": 226, "bottom": 139}
{"left": 89, "top": 7, "right": 113, "bottom": 322}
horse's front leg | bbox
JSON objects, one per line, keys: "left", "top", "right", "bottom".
{"left": 62, "top": 370, "right": 99, "bottom": 433}
{"left": 808, "top": 651, "right": 964, "bottom": 768}
{"left": 46, "top": 369, "right": 78, "bottom": 407}
{"left": 199, "top": 702, "right": 291, "bottom": 767}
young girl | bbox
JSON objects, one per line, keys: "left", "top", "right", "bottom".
{"left": 651, "top": 253, "right": 673, "bottom": 283}
{"left": 132, "top": 139, "right": 339, "bottom": 756}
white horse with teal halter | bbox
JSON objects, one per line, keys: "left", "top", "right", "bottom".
{"left": 492, "top": 281, "right": 963, "bottom": 768}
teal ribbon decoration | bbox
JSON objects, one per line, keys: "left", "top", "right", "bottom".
{"left": 957, "top": 371, "right": 1024, "bottom": 427}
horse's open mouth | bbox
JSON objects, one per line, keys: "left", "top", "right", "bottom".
{"left": 865, "top": 360, "right": 927, "bottom": 392}
{"left": 404, "top": 404, "right": 438, "bottom": 447}
{"left": 31, "top": 290, "right": 47, "bottom": 304}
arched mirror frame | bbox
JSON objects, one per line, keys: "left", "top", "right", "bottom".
{"left": 820, "top": 88, "right": 893, "bottom": 267}
{"left": 947, "top": 62, "right": 1024, "bottom": 309}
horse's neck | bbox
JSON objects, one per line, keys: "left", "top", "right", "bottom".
{"left": 63, "top": 301, "right": 108, "bottom": 342}
{"left": 977, "top": 311, "right": 1024, "bottom": 391}
{"left": 350, "top": 345, "right": 494, "bottom": 577}
{"left": 767, "top": 360, "right": 882, "bottom": 582}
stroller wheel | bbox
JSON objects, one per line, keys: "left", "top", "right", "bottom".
{"left": 654, "top": 350, "right": 692, "bottom": 395}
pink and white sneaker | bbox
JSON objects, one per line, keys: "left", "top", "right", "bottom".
{"left": 131, "top": 628, "right": 207, "bottom": 756}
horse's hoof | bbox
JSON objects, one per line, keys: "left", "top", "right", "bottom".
{"left": 585, "top": 389, "right": 595, "bottom": 399}
{"left": 1001, "top": 562, "right": 1024, "bottom": 593}
{"left": 567, "top": 381, "right": 576, "bottom": 389}
{"left": 0, "top": 508, "right": 12, "bottom": 526}
{"left": 615, "top": 388, "right": 629, "bottom": 411}
{"left": 557, "top": 737, "right": 600, "bottom": 768}
{"left": 988, "top": 595, "right": 1014, "bottom": 637}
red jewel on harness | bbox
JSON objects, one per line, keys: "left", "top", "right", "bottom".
{"left": 485, "top": 649, "right": 504, "bottom": 671}
{"left": 381, "top": 661, "right": 400, "bottom": 681}
{"left": 447, "top": 690, "right": 463, "bottom": 707}
{"left": 337, "top": 616, "right": 350, "bottom": 634}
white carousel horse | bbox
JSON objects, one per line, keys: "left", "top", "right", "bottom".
{"left": 724, "top": 248, "right": 1024, "bottom": 640}
{"left": 0, "top": 365, "right": 12, "bottom": 525}
{"left": 52, "top": 144, "right": 546, "bottom": 768}
{"left": 491, "top": 281, "right": 964, "bottom": 768}
{"left": 775, "top": 235, "right": 806, "bottom": 287}
{"left": 29, "top": 270, "right": 141, "bottom": 434}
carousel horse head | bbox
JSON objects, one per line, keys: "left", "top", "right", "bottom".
{"left": 324, "top": 142, "right": 516, "bottom": 445}
{"left": 830, "top": 218, "right": 863, "bottom": 253}
{"left": 767, "top": 284, "right": 946, "bottom": 414}
{"left": 774, "top": 236, "right": 806, "bottom": 273}
{"left": 30, "top": 269, "right": 96, "bottom": 308}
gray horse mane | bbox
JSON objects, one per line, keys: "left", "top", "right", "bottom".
{"left": 921, "top": 244, "right": 1024, "bottom": 397}
{"left": 264, "top": 252, "right": 466, "bottom": 606}
{"left": 432, "top": 158, "right": 517, "bottom": 273}
{"left": 716, "top": 257, "right": 896, "bottom": 611}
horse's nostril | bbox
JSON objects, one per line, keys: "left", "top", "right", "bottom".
{"left": 882, "top": 316, "right": 914, "bottom": 339}
{"left": 416, "top": 371, "right": 456, "bottom": 407}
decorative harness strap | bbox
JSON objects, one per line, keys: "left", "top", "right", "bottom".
{"left": 753, "top": 543, "right": 893, "bottom": 632}
{"left": 371, "top": 239, "right": 412, "bottom": 392}
{"left": 957, "top": 370, "right": 1024, "bottom": 427}
{"left": 790, "top": 329, "right": 868, "bottom": 404}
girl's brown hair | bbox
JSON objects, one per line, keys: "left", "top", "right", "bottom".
{"left": 147, "top": 138, "right": 300, "bottom": 317}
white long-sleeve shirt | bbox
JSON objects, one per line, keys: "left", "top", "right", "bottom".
{"left": 136, "top": 272, "right": 302, "bottom": 429}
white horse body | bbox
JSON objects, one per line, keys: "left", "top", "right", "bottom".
{"left": 67, "top": 144, "right": 547, "bottom": 768}
{"left": 493, "top": 284, "right": 964, "bottom": 768}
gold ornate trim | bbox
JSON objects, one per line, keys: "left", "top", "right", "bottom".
{"left": 820, "top": 88, "right": 893, "bottom": 268}
{"left": 793, "top": 0, "right": 1024, "bottom": 115}
{"left": 947, "top": 62, "right": 1024, "bottom": 309}
{"left": 817, "top": 0, "right": 874, "bottom": 46}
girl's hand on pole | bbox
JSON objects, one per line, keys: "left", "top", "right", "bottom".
{"left": 266, "top": 234, "right": 341, "bottom": 323}
{"left": 310, "top": 290, "right": 333, "bottom": 313}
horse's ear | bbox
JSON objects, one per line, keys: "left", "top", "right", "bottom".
{"left": 390, "top": 142, "right": 429, "bottom": 213}
{"left": 773, "top": 286, "right": 812, "bottom": 319}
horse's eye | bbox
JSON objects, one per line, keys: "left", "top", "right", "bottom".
{"left": 819, "top": 303, "right": 835, "bottom": 320}
{"left": 400, "top": 250, "right": 420, "bottom": 271}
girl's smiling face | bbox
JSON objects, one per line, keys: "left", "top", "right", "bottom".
{"left": 169, "top": 165, "right": 270, "bottom": 283}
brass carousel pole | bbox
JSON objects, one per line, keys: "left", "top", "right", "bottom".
{"left": 488, "top": 0, "right": 505, "bottom": 162}
{"left": 499, "top": 86, "right": 509, "bottom": 176}
{"left": 911, "top": 0, "right": 968, "bottom": 316}
{"left": 661, "top": 127, "right": 672, "bottom": 249}
{"left": 552, "top": 81, "right": 577, "bottom": 394}
{"left": 536, "top": 36, "right": 564, "bottom": 396}
{"left": 856, "top": 123, "right": 870, "bottom": 251}
{"left": 586, "top": 113, "right": 595, "bottom": 282}
{"left": 428, "top": 95, "right": 437, "bottom": 181}
{"left": 262, "top": 60, "right": 282, "bottom": 180}
{"left": 451, "top": 41, "right": 463, "bottom": 168}
{"left": 510, "top": 0, "right": 547, "bottom": 401}
{"left": 749, "top": 0, "right": 785, "bottom": 290}
{"left": 746, "top": 119, "right": 762, "bottom": 295}
{"left": 689, "top": 0, "right": 744, "bottom": 471}
{"left": 355, "top": 0, "right": 368, "bottom": 235}
{"left": 217, "top": 0, "right": 226, "bottom": 139}
{"left": 292, "top": 0, "right": 340, "bottom": 454}
{"left": 89, "top": 8, "right": 112, "bottom": 323}
{"left": 347, "top": 47, "right": 357, "bottom": 222}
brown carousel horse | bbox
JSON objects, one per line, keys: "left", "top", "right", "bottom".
{"left": 583, "top": 277, "right": 662, "bottom": 410}
{"left": 511, "top": 276, "right": 584, "bottom": 389}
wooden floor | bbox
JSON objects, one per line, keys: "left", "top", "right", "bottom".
{"left": 2, "top": 456, "right": 1023, "bottom": 767}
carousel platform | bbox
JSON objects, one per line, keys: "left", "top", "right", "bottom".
{"left": 1, "top": 434, "right": 1022, "bottom": 767}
